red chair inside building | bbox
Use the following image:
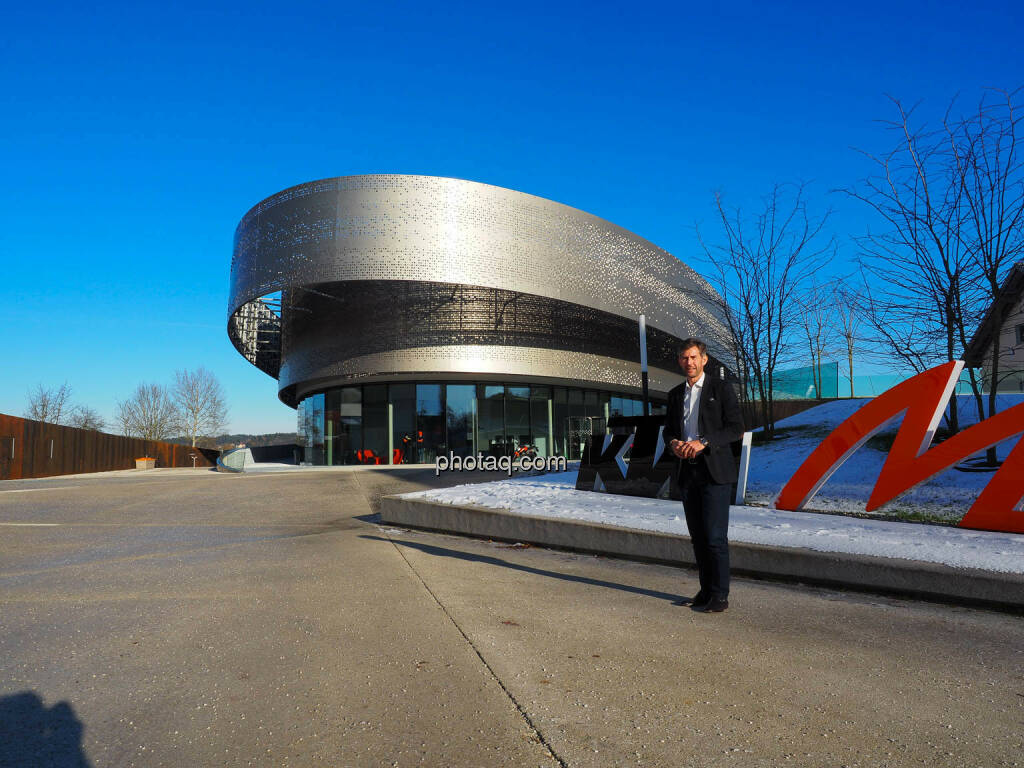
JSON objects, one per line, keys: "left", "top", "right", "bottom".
{"left": 356, "top": 449, "right": 380, "bottom": 465}
{"left": 392, "top": 448, "right": 404, "bottom": 465}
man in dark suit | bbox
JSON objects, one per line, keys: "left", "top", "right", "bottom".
{"left": 663, "top": 338, "right": 744, "bottom": 612}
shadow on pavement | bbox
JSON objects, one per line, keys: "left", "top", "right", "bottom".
{"left": 354, "top": 512, "right": 382, "bottom": 524}
{"left": 361, "top": 534, "right": 689, "bottom": 604}
{"left": 0, "top": 691, "right": 91, "bottom": 767}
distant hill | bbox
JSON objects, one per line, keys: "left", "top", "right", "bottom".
{"left": 168, "top": 433, "right": 300, "bottom": 449}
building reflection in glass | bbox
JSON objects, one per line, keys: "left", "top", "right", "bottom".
{"left": 297, "top": 382, "right": 667, "bottom": 465}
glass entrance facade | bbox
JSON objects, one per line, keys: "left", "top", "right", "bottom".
{"left": 296, "top": 381, "right": 665, "bottom": 465}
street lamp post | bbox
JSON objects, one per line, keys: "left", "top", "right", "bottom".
{"left": 639, "top": 314, "right": 649, "bottom": 416}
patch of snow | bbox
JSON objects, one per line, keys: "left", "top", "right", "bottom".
{"left": 403, "top": 395, "right": 1024, "bottom": 573}
{"left": 403, "top": 471, "right": 1024, "bottom": 574}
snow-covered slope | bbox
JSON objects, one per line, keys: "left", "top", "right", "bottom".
{"left": 746, "top": 394, "right": 1024, "bottom": 520}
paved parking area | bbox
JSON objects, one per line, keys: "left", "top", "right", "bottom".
{"left": 1, "top": 468, "right": 1021, "bottom": 767}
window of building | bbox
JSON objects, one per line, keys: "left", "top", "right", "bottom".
{"left": 505, "top": 386, "right": 531, "bottom": 456}
{"left": 416, "top": 384, "right": 445, "bottom": 464}
{"left": 362, "top": 385, "right": 388, "bottom": 465}
{"left": 306, "top": 393, "right": 325, "bottom": 465}
{"left": 530, "top": 386, "right": 551, "bottom": 457}
{"left": 390, "top": 384, "right": 416, "bottom": 464}
{"left": 299, "top": 383, "right": 669, "bottom": 465}
{"left": 610, "top": 396, "right": 625, "bottom": 419}
{"left": 446, "top": 385, "right": 476, "bottom": 457}
{"left": 477, "top": 384, "right": 506, "bottom": 457}
{"left": 326, "top": 388, "right": 361, "bottom": 466}
{"left": 552, "top": 388, "right": 568, "bottom": 458}
{"left": 567, "top": 389, "right": 584, "bottom": 421}
{"left": 325, "top": 390, "right": 340, "bottom": 466}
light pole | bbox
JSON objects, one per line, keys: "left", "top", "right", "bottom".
{"left": 639, "top": 314, "right": 649, "bottom": 416}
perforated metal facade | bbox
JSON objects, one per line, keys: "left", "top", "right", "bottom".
{"left": 227, "top": 174, "right": 733, "bottom": 406}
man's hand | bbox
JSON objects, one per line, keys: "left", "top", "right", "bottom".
{"left": 670, "top": 439, "right": 706, "bottom": 459}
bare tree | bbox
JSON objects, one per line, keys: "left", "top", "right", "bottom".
{"left": 172, "top": 367, "right": 228, "bottom": 447}
{"left": 843, "top": 90, "right": 1023, "bottom": 438}
{"left": 718, "top": 295, "right": 753, "bottom": 408}
{"left": 842, "top": 97, "right": 983, "bottom": 433}
{"left": 796, "top": 281, "right": 836, "bottom": 398}
{"left": 698, "top": 183, "right": 834, "bottom": 438}
{"left": 833, "top": 279, "right": 861, "bottom": 398}
{"left": 117, "top": 384, "right": 179, "bottom": 441}
{"left": 25, "top": 382, "right": 73, "bottom": 424}
{"left": 66, "top": 406, "right": 106, "bottom": 432}
{"left": 947, "top": 88, "right": 1024, "bottom": 461}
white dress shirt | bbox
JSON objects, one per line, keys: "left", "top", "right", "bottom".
{"left": 682, "top": 373, "right": 704, "bottom": 442}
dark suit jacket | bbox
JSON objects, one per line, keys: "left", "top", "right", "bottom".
{"left": 663, "top": 376, "right": 744, "bottom": 485}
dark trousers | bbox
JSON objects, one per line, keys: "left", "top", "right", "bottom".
{"left": 679, "top": 460, "right": 732, "bottom": 599}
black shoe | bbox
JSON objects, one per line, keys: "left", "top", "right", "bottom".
{"left": 673, "top": 591, "right": 707, "bottom": 607}
{"left": 692, "top": 597, "right": 728, "bottom": 613}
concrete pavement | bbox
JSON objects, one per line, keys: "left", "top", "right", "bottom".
{"left": 380, "top": 495, "right": 1024, "bottom": 611}
{"left": 1, "top": 467, "right": 1022, "bottom": 767}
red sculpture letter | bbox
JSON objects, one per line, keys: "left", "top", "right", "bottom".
{"left": 774, "top": 361, "right": 1024, "bottom": 534}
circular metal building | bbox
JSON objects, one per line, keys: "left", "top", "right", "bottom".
{"left": 228, "top": 174, "right": 732, "bottom": 465}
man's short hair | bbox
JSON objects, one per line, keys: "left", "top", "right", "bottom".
{"left": 677, "top": 338, "right": 708, "bottom": 356}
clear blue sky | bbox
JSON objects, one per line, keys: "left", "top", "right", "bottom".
{"left": 2, "top": 0, "right": 1021, "bottom": 433}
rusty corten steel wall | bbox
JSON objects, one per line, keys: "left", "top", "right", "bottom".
{"left": 0, "top": 413, "right": 218, "bottom": 481}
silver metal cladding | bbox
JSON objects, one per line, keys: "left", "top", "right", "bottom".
{"left": 227, "top": 174, "right": 733, "bottom": 405}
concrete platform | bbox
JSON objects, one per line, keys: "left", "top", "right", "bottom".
{"left": 380, "top": 495, "right": 1024, "bottom": 613}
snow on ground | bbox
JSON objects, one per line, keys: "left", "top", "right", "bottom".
{"left": 402, "top": 395, "right": 1024, "bottom": 573}
{"left": 404, "top": 471, "right": 1024, "bottom": 573}
{"left": 745, "top": 394, "right": 1024, "bottom": 520}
